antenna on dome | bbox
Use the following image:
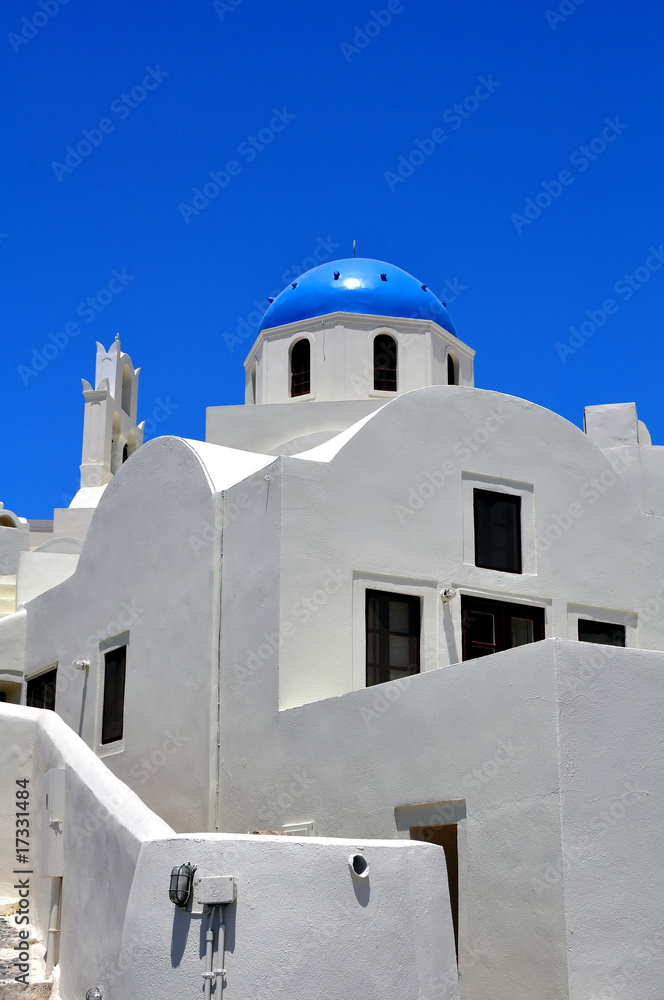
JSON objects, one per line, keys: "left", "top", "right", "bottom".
{"left": 353, "top": 240, "right": 357, "bottom": 258}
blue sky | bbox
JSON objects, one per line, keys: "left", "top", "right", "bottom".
{"left": 2, "top": 0, "right": 663, "bottom": 517}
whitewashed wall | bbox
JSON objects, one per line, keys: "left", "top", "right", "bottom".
{"left": 23, "top": 437, "right": 272, "bottom": 834}
{"left": 0, "top": 704, "right": 459, "bottom": 1000}
{"left": 218, "top": 638, "right": 664, "bottom": 1000}
{"left": 117, "top": 834, "right": 459, "bottom": 1000}
{"left": 244, "top": 312, "right": 474, "bottom": 405}
{"left": 258, "top": 386, "right": 664, "bottom": 708}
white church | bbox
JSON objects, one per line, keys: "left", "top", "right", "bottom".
{"left": 2, "top": 256, "right": 664, "bottom": 1000}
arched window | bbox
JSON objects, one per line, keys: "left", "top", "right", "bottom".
{"left": 374, "top": 334, "right": 397, "bottom": 392}
{"left": 290, "top": 340, "right": 310, "bottom": 397}
{"left": 122, "top": 443, "right": 129, "bottom": 464}
{"left": 110, "top": 413, "right": 122, "bottom": 474}
{"left": 447, "top": 352, "right": 459, "bottom": 386}
{"left": 250, "top": 362, "right": 257, "bottom": 404}
{"left": 0, "top": 515, "right": 16, "bottom": 528}
{"left": 121, "top": 364, "right": 132, "bottom": 415}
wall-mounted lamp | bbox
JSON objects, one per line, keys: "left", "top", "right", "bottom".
{"left": 440, "top": 588, "right": 457, "bottom": 604}
{"left": 169, "top": 863, "right": 196, "bottom": 908}
{"left": 85, "top": 989, "right": 103, "bottom": 1000}
{"left": 73, "top": 659, "right": 90, "bottom": 671}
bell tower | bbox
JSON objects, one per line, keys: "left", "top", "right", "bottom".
{"left": 79, "top": 335, "right": 144, "bottom": 490}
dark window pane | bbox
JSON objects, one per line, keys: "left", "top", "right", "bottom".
{"left": 102, "top": 646, "right": 127, "bottom": 744}
{"left": 366, "top": 590, "right": 420, "bottom": 686}
{"left": 447, "top": 354, "right": 457, "bottom": 385}
{"left": 462, "top": 596, "right": 544, "bottom": 661}
{"left": 290, "top": 340, "right": 310, "bottom": 397}
{"left": 373, "top": 335, "right": 397, "bottom": 391}
{"left": 26, "top": 668, "right": 57, "bottom": 711}
{"left": 474, "top": 490, "right": 522, "bottom": 574}
{"left": 578, "top": 620, "right": 625, "bottom": 646}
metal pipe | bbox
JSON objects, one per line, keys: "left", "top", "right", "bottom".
{"left": 46, "top": 877, "right": 62, "bottom": 973}
{"left": 215, "top": 908, "right": 226, "bottom": 998}
{"left": 203, "top": 907, "right": 215, "bottom": 1000}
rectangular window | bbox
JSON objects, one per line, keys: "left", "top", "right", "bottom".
{"left": 366, "top": 590, "right": 420, "bottom": 687}
{"left": 473, "top": 489, "right": 522, "bottom": 574}
{"left": 101, "top": 645, "right": 127, "bottom": 744}
{"left": 26, "top": 667, "right": 57, "bottom": 711}
{"left": 578, "top": 619, "right": 625, "bottom": 646}
{"left": 462, "top": 596, "right": 544, "bottom": 660}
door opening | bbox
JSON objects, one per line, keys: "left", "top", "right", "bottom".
{"left": 411, "top": 824, "right": 459, "bottom": 958}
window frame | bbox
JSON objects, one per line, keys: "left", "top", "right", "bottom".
{"left": 25, "top": 664, "right": 58, "bottom": 711}
{"left": 462, "top": 473, "right": 536, "bottom": 576}
{"left": 353, "top": 573, "right": 438, "bottom": 689}
{"left": 365, "top": 588, "right": 421, "bottom": 687}
{"left": 473, "top": 488, "right": 523, "bottom": 574}
{"left": 289, "top": 338, "right": 312, "bottom": 398}
{"left": 97, "top": 635, "right": 130, "bottom": 754}
{"left": 473, "top": 487, "right": 523, "bottom": 576}
{"left": 373, "top": 332, "right": 398, "bottom": 393}
{"left": 566, "top": 604, "right": 636, "bottom": 648}
{"left": 578, "top": 619, "right": 626, "bottom": 647}
{"left": 461, "top": 594, "right": 545, "bottom": 660}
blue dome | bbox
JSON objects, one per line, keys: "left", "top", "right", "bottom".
{"left": 259, "top": 258, "right": 457, "bottom": 336}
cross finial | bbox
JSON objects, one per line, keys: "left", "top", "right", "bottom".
{"left": 115, "top": 332, "right": 120, "bottom": 341}
{"left": 353, "top": 239, "right": 357, "bottom": 258}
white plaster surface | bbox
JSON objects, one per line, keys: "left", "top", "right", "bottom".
{"left": 219, "top": 639, "right": 664, "bottom": 1000}
{"left": 206, "top": 398, "right": 385, "bottom": 455}
{"left": 244, "top": 312, "right": 474, "bottom": 406}
{"left": 0, "top": 704, "right": 459, "bottom": 1000}
{"left": 23, "top": 436, "right": 279, "bottom": 834}
{"left": 0, "top": 702, "right": 172, "bottom": 990}
{"left": 116, "top": 834, "right": 459, "bottom": 1000}
{"left": 0, "top": 522, "right": 30, "bottom": 576}
{"left": 8, "top": 324, "right": 664, "bottom": 998}
{"left": 16, "top": 554, "right": 79, "bottom": 607}
{"left": 0, "top": 609, "right": 26, "bottom": 692}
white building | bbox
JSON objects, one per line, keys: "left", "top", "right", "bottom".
{"left": 2, "top": 256, "right": 664, "bottom": 999}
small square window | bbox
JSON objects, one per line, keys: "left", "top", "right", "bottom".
{"left": 101, "top": 646, "right": 127, "bottom": 744}
{"left": 366, "top": 590, "right": 420, "bottom": 687}
{"left": 578, "top": 620, "right": 625, "bottom": 647}
{"left": 473, "top": 489, "right": 522, "bottom": 574}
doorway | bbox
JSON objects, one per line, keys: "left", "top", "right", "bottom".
{"left": 411, "top": 824, "right": 459, "bottom": 958}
